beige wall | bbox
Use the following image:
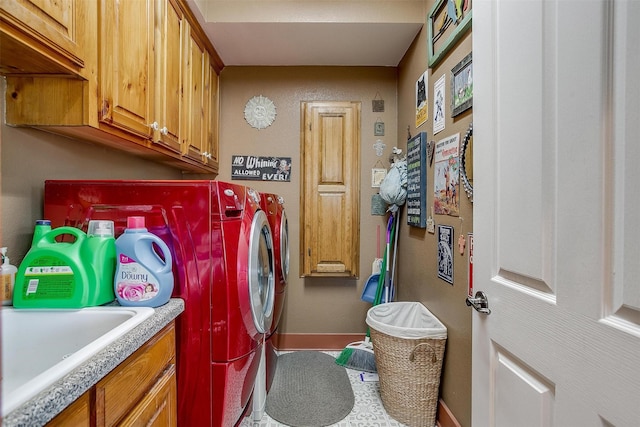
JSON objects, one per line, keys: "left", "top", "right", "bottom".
{"left": 397, "top": 16, "right": 473, "bottom": 427}
{"left": 217, "top": 66, "right": 398, "bottom": 334}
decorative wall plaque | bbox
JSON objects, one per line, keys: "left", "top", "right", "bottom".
{"left": 244, "top": 96, "right": 276, "bottom": 129}
{"left": 406, "top": 132, "right": 427, "bottom": 228}
{"left": 231, "top": 155, "right": 291, "bottom": 181}
{"left": 437, "top": 224, "right": 454, "bottom": 284}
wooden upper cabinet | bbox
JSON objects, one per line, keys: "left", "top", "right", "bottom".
{"left": 3, "top": 0, "right": 221, "bottom": 173}
{"left": 300, "top": 101, "right": 361, "bottom": 277}
{"left": 182, "top": 22, "right": 207, "bottom": 163}
{"left": 0, "top": 0, "right": 87, "bottom": 76}
{"left": 99, "top": 0, "right": 155, "bottom": 139}
{"left": 181, "top": 22, "right": 219, "bottom": 168}
{"left": 153, "top": 0, "right": 183, "bottom": 154}
{"left": 204, "top": 55, "right": 220, "bottom": 169}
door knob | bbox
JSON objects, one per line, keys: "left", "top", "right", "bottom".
{"left": 466, "top": 291, "right": 491, "bottom": 315}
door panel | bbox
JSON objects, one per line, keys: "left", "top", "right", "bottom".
{"left": 473, "top": 0, "right": 640, "bottom": 425}
{"left": 182, "top": 23, "right": 206, "bottom": 161}
{"left": 1, "top": 0, "right": 85, "bottom": 73}
{"left": 610, "top": 0, "right": 640, "bottom": 327}
{"left": 99, "top": 0, "right": 154, "bottom": 138}
{"left": 154, "top": 0, "right": 183, "bottom": 153}
{"left": 493, "top": 346, "right": 554, "bottom": 427}
{"left": 301, "top": 101, "right": 360, "bottom": 277}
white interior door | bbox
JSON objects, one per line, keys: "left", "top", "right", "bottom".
{"left": 473, "top": 1, "right": 640, "bottom": 426}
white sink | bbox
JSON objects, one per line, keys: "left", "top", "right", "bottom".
{"left": 1, "top": 306, "right": 154, "bottom": 416}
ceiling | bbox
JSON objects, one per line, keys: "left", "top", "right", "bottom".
{"left": 185, "top": 0, "right": 425, "bottom": 67}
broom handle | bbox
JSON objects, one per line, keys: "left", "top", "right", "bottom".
{"left": 373, "top": 250, "right": 386, "bottom": 306}
{"left": 370, "top": 213, "right": 394, "bottom": 339}
{"left": 374, "top": 214, "right": 393, "bottom": 306}
{"left": 384, "top": 217, "right": 392, "bottom": 303}
{"left": 389, "top": 206, "right": 401, "bottom": 301}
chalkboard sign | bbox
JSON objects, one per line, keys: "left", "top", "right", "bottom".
{"left": 406, "top": 132, "right": 427, "bottom": 227}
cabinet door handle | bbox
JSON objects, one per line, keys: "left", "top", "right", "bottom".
{"left": 149, "top": 121, "right": 159, "bottom": 131}
{"left": 160, "top": 126, "right": 168, "bottom": 135}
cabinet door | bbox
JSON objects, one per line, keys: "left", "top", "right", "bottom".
{"left": 46, "top": 390, "right": 91, "bottom": 427}
{"left": 118, "top": 365, "right": 177, "bottom": 427}
{"left": 300, "top": 101, "right": 361, "bottom": 277}
{"left": 0, "top": 0, "right": 86, "bottom": 75}
{"left": 181, "top": 21, "right": 207, "bottom": 163}
{"left": 203, "top": 55, "right": 220, "bottom": 170}
{"left": 153, "top": 0, "right": 183, "bottom": 153}
{"left": 96, "top": 324, "right": 175, "bottom": 427}
{"left": 99, "top": 0, "right": 154, "bottom": 139}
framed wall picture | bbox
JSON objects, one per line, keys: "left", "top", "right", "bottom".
{"left": 374, "top": 121, "right": 385, "bottom": 136}
{"left": 437, "top": 224, "right": 454, "bottom": 284}
{"left": 433, "top": 133, "right": 460, "bottom": 216}
{"left": 427, "top": 0, "right": 472, "bottom": 68}
{"left": 416, "top": 71, "right": 428, "bottom": 127}
{"left": 371, "top": 168, "right": 387, "bottom": 188}
{"left": 433, "top": 74, "right": 446, "bottom": 134}
{"left": 451, "top": 52, "right": 473, "bottom": 117}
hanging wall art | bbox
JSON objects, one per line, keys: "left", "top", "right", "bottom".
{"left": 231, "top": 155, "right": 291, "bottom": 181}
{"left": 451, "top": 52, "right": 473, "bottom": 117}
{"left": 437, "top": 224, "right": 454, "bottom": 284}
{"left": 244, "top": 95, "right": 277, "bottom": 129}
{"left": 427, "top": 0, "right": 472, "bottom": 68}
{"left": 433, "top": 133, "right": 460, "bottom": 216}
{"left": 406, "top": 132, "right": 428, "bottom": 228}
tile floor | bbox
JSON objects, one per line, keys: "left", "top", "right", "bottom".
{"left": 240, "top": 351, "right": 408, "bottom": 427}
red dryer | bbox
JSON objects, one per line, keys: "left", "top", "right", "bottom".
{"left": 258, "top": 193, "right": 289, "bottom": 390}
{"left": 44, "top": 180, "right": 275, "bottom": 427}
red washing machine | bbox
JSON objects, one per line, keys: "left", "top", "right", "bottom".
{"left": 43, "top": 180, "right": 275, "bottom": 427}
{"left": 252, "top": 192, "right": 289, "bottom": 420}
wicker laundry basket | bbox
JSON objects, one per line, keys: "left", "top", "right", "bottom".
{"left": 366, "top": 302, "right": 447, "bottom": 427}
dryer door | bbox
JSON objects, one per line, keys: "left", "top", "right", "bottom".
{"left": 279, "top": 209, "right": 290, "bottom": 285}
{"left": 249, "top": 210, "right": 275, "bottom": 333}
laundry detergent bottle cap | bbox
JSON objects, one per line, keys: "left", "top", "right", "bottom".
{"left": 114, "top": 216, "right": 174, "bottom": 308}
{"left": 127, "top": 216, "right": 146, "bottom": 229}
{"left": 32, "top": 219, "right": 52, "bottom": 245}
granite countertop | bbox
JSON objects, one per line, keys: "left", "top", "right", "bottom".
{"left": 3, "top": 298, "right": 185, "bottom": 427}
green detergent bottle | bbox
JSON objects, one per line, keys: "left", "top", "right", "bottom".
{"left": 13, "top": 220, "right": 116, "bottom": 308}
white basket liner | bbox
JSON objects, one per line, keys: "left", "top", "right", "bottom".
{"left": 366, "top": 302, "right": 447, "bottom": 339}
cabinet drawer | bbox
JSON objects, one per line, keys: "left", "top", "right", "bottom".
{"left": 96, "top": 323, "right": 175, "bottom": 427}
{"left": 118, "top": 365, "right": 177, "bottom": 427}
